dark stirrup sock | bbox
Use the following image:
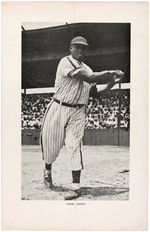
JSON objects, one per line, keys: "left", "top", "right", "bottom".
{"left": 45, "top": 163, "right": 52, "bottom": 171}
{"left": 72, "top": 170, "right": 81, "bottom": 183}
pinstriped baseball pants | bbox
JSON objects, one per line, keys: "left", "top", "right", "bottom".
{"left": 40, "top": 101, "right": 85, "bottom": 170}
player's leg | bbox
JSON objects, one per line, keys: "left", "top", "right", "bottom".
{"left": 72, "top": 169, "right": 81, "bottom": 183}
{"left": 41, "top": 102, "right": 66, "bottom": 188}
{"left": 44, "top": 163, "right": 53, "bottom": 188}
{"left": 64, "top": 107, "right": 85, "bottom": 199}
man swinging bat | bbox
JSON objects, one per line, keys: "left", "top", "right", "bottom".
{"left": 40, "top": 36, "right": 124, "bottom": 200}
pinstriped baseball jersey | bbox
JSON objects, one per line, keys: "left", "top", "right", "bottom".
{"left": 41, "top": 55, "right": 93, "bottom": 170}
{"left": 54, "top": 55, "right": 93, "bottom": 104}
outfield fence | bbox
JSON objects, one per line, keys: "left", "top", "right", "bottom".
{"left": 22, "top": 128, "right": 129, "bottom": 147}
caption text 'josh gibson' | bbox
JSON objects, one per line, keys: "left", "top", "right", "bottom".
{"left": 66, "top": 203, "right": 86, "bottom": 205}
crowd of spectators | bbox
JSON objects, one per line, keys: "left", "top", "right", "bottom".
{"left": 85, "top": 90, "right": 130, "bottom": 129}
{"left": 21, "top": 89, "right": 130, "bottom": 130}
{"left": 21, "top": 93, "right": 52, "bottom": 129}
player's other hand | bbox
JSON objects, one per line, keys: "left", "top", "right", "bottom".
{"left": 113, "top": 70, "right": 124, "bottom": 83}
{"left": 116, "top": 70, "right": 124, "bottom": 77}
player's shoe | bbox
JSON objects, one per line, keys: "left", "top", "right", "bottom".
{"left": 44, "top": 169, "right": 53, "bottom": 189}
{"left": 64, "top": 183, "right": 81, "bottom": 200}
{"left": 64, "top": 189, "right": 81, "bottom": 200}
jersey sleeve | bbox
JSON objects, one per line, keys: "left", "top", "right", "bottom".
{"left": 71, "top": 63, "right": 94, "bottom": 82}
{"left": 71, "top": 66, "right": 92, "bottom": 78}
{"left": 58, "top": 56, "right": 82, "bottom": 77}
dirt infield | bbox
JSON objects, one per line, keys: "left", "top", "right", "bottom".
{"left": 21, "top": 145, "right": 129, "bottom": 201}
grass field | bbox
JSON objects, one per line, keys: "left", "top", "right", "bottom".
{"left": 21, "top": 145, "right": 129, "bottom": 201}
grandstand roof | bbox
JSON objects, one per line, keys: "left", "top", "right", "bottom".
{"left": 22, "top": 22, "right": 130, "bottom": 89}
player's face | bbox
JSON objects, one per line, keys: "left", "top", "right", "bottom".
{"left": 70, "top": 44, "right": 87, "bottom": 61}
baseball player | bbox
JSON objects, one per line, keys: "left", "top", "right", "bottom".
{"left": 41, "top": 36, "right": 124, "bottom": 200}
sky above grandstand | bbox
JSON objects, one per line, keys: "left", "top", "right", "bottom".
{"left": 21, "top": 22, "right": 72, "bottom": 30}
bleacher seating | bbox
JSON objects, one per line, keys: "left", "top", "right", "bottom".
{"left": 21, "top": 90, "right": 130, "bottom": 130}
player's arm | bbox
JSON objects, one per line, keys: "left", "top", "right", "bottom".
{"left": 72, "top": 68, "right": 119, "bottom": 84}
{"left": 97, "top": 72, "right": 124, "bottom": 96}
{"left": 90, "top": 72, "right": 124, "bottom": 98}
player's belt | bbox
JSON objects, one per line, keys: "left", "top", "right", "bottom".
{"left": 53, "top": 98, "right": 85, "bottom": 108}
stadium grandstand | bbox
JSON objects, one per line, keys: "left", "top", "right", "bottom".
{"left": 21, "top": 22, "right": 130, "bottom": 146}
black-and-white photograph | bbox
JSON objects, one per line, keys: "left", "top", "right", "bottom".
{"left": 2, "top": 1, "right": 149, "bottom": 230}
{"left": 21, "top": 22, "right": 130, "bottom": 201}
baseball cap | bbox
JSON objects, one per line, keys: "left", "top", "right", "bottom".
{"left": 70, "top": 36, "right": 89, "bottom": 46}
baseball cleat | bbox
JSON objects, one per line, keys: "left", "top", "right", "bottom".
{"left": 64, "top": 190, "right": 81, "bottom": 200}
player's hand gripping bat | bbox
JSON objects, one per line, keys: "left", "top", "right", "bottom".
{"left": 113, "top": 70, "right": 124, "bottom": 84}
